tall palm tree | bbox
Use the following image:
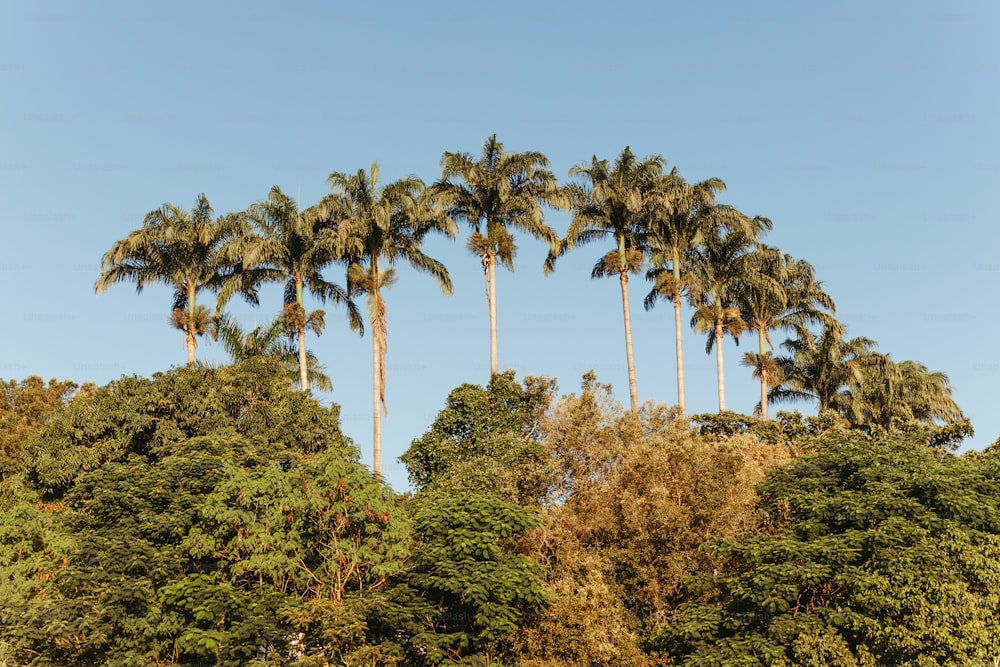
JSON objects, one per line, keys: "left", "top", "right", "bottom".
{"left": 95, "top": 194, "right": 250, "bottom": 366}
{"left": 434, "top": 134, "right": 563, "bottom": 377}
{"left": 320, "top": 163, "right": 456, "bottom": 477}
{"left": 215, "top": 313, "right": 333, "bottom": 392}
{"left": 547, "top": 147, "right": 664, "bottom": 417}
{"left": 228, "top": 185, "right": 362, "bottom": 392}
{"left": 735, "top": 247, "right": 835, "bottom": 419}
{"left": 769, "top": 321, "right": 877, "bottom": 412}
{"left": 644, "top": 171, "right": 771, "bottom": 418}
{"left": 687, "top": 227, "right": 757, "bottom": 411}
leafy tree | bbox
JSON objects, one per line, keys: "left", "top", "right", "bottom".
{"left": 839, "top": 354, "right": 965, "bottom": 433}
{"left": 769, "top": 321, "right": 877, "bottom": 412}
{"left": 215, "top": 312, "right": 333, "bottom": 391}
{"left": 644, "top": 171, "right": 769, "bottom": 418}
{"left": 735, "top": 247, "right": 835, "bottom": 419}
{"left": 656, "top": 430, "right": 1000, "bottom": 666}
{"left": 184, "top": 446, "right": 413, "bottom": 665}
{"left": 408, "top": 490, "right": 549, "bottom": 666}
{"left": 401, "top": 371, "right": 556, "bottom": 505}
{"left": 512, "top": 374, "right": 793, "bottom": 665}
{"left": 321, "top": 162, "right": 456, "bottom": 477}
{"left": 95, "top": 193, "right": 252, "bottom": 365}
{"left": 231, "top": 185, "right": 363, "bottom": 392}
{"left": 434, "top": 135, "right": 563, "bottom": 377}
{"left": 548, "top": 147, "right": 666, "bottom": 417}
{"left": 0, "top": 376, "right": 85, "bottom": 477}
{"left": 2, "top": 360, "right": 361, "bottom": 665}
{"left": 688, "top": 228, "right": 757, "bottom": 411}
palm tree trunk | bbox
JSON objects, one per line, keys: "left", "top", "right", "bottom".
{"left": 371, "top": 258, "right": 387, "bottom": 480}
{"left": 373, "top": 315, "right": 382, "bottom": 478}
{"left": 186, "top": 284, "right": 197, "bottom": 366}
{"left": 185, "top": 332, "right": 197, "bottom": 366}
{"left": 758, "top": 331, "right": 769, "bottom": 420}
{"left": 296, "top": 277, "right": 308, "bottom": 392}
{"left": 487, "top": 252, "right": 499, "bottom": 377}
{"left": 298, "top": 326, "right": 308, "bottom": 392}
{"left": 673, "top": 293, "right": 686, "bottom": 418}
{"left": 620, "top": 270, "right": 639, "bottom": 418}
{"left": 715, "top": 321, "right": 726, "bottom": 412}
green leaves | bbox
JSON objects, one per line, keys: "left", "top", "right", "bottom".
{"left": 409, "top": 491, "right": 549, "bottom": 664}
{"left": 401, "top": 371, "right": 556, "bottom": 504}
{"left": 658, "top": 431, "right": 1000, "bottom": 665}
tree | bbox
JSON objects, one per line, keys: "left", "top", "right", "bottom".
{"left": 688, "top": 228, "right": 757, "bottom": 411}
{"left": 321, "top": 163, "right": 456, "bottom": 478}
{"left": 230, "top": 185, "right": 363, "bottom": 392}
{"left": 95, "top": 194, "right": 250, "bottom": 366}
{"left": 408, "top": 491, "right": 549, "bottom": 666}
{"left": 840, "top": 354, "right": 965, "bottom": 432}
{"left": 512, "top": 373, "right": 793, "bottom": 665}
{"left": 547, "top": 147, "right": 665, "bottom": 417}
{"left": 656, "top": 430, "right": 1000, "bottom": 666}
{"left": 214, "top": 312, "right": 332, "bottom": 391}
{"left": 769, "top": 321, "right": 877, "bottom": 412}
{"left": 0, "top": 376, "right": 83, "bottom": 476}
{"left": 645, "top": 173, "right": 771, "bottom": 418}
{"left": 435, "top": 134, "right": 563, "bottom": 377}
{"left": 735, "top": 247, "right": 835, "bottom": 419}
{"left": 401, "top": 371, "right": 556, "bottom": 505}
{"left": 3, "top": 360, "right": 363, "bottom": 665}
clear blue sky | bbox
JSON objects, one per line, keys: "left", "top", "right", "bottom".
{"left": 2, "top": 0, "right": 998, "bottom": 492}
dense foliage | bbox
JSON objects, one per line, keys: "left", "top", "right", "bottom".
{"left": 0, "top": 364, "right": 996, "bottom": 665}
{"left": 656, "top": 428, "right": 1000, "bottom": 666}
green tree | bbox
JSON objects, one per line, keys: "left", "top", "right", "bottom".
{"left": 185, "top": 446, "right": 413, "bottom": 665}
{"left": 95, "top": 194, "right": 251, "bottom": 366}
{"left": 435, "top": 134, "right": 563, "bottom": 377}
{"left": 840, "top": 355, "right": 965, "bottom": 432}
{"left": 645, "top": 174, "right": 771, "bottom": 418}
{"left": 401, "top": 371, "right": 556, "bottom": 505}
{"left": 215, "top": 312, "right": 333, "bottom": 391}
{"left": 548, "top": 147, "right": 665, "bottom": 417}
{"left": 656, "top": 429, "right": 1000, "bottom": 666}
{"left": 688, "top": 228, "right": 757, "bottom": 411}
{"left": 1, "top": 360, "right": 386, "bottom": 666}
{"left": 769, "top": 321, "right": 877, "bottom": 412}
{"left": 408, "top": 491, "right": 549, "bottom": 666}
{"left": 321, "top": 162, "right": 456, "bottom": 477}
{"left": 735, "top": 247, "right": 835, "bottom": 419}
{"left": 232, "top": 185, "right": 363, "bottom": 392}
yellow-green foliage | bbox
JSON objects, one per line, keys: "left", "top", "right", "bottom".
{"left": 512, "top": 375, "right": 794, "bottom": 664}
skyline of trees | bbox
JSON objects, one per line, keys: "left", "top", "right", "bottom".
{"left": 93, "top": 139, "right": 967, "bottom": 457}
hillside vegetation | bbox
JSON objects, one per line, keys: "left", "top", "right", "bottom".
{"left": 1, "top": 364, "right": 997, "bottom": 666}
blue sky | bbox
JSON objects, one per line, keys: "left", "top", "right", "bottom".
{"left": 2, "top": 1, "right": 998, "bottom": 492}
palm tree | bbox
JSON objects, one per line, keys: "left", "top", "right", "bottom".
{"left": 769, "top": 321, "right": 877, "bottom": 412}
{"left": 840, "top": 355, "right": 964, "bottom": 432}
{"left": 687, "top": 228, "right": 757, "bottom": 412}
{"left": 434, "top": 134, "right": 563, "bottom": 377}
{"left": 95, "top": 194, "right": 250, "bottom": 366}
{"left": 215, "top": 313, "right": 333, "bottom": 391}
{"left": 229, "top": 185, "right": 362, "bottom": 392}
{"left": 735, "top": 247, "right": 835, "bottom": 419}
{"left": 644, "top": 171, "right": 771, "bottom": 418}
{"left": 319, "top": 163, "right": 456, "bottom": 477}
{"left": 546, "top": 147, "right": 664, "bottom": 417}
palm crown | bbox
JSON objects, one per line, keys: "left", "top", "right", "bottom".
{"left": 435, "top": 134, "right": 563, "bottom": 377}
{"left": 320, "top": 162, "right": 456, "bottom": 476}
{"left": 95, "top": 193, "right": 251, "bottom": 365}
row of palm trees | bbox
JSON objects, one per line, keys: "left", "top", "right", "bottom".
{"left": 95, "top": 136, "right": 963, "bottom": 474}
